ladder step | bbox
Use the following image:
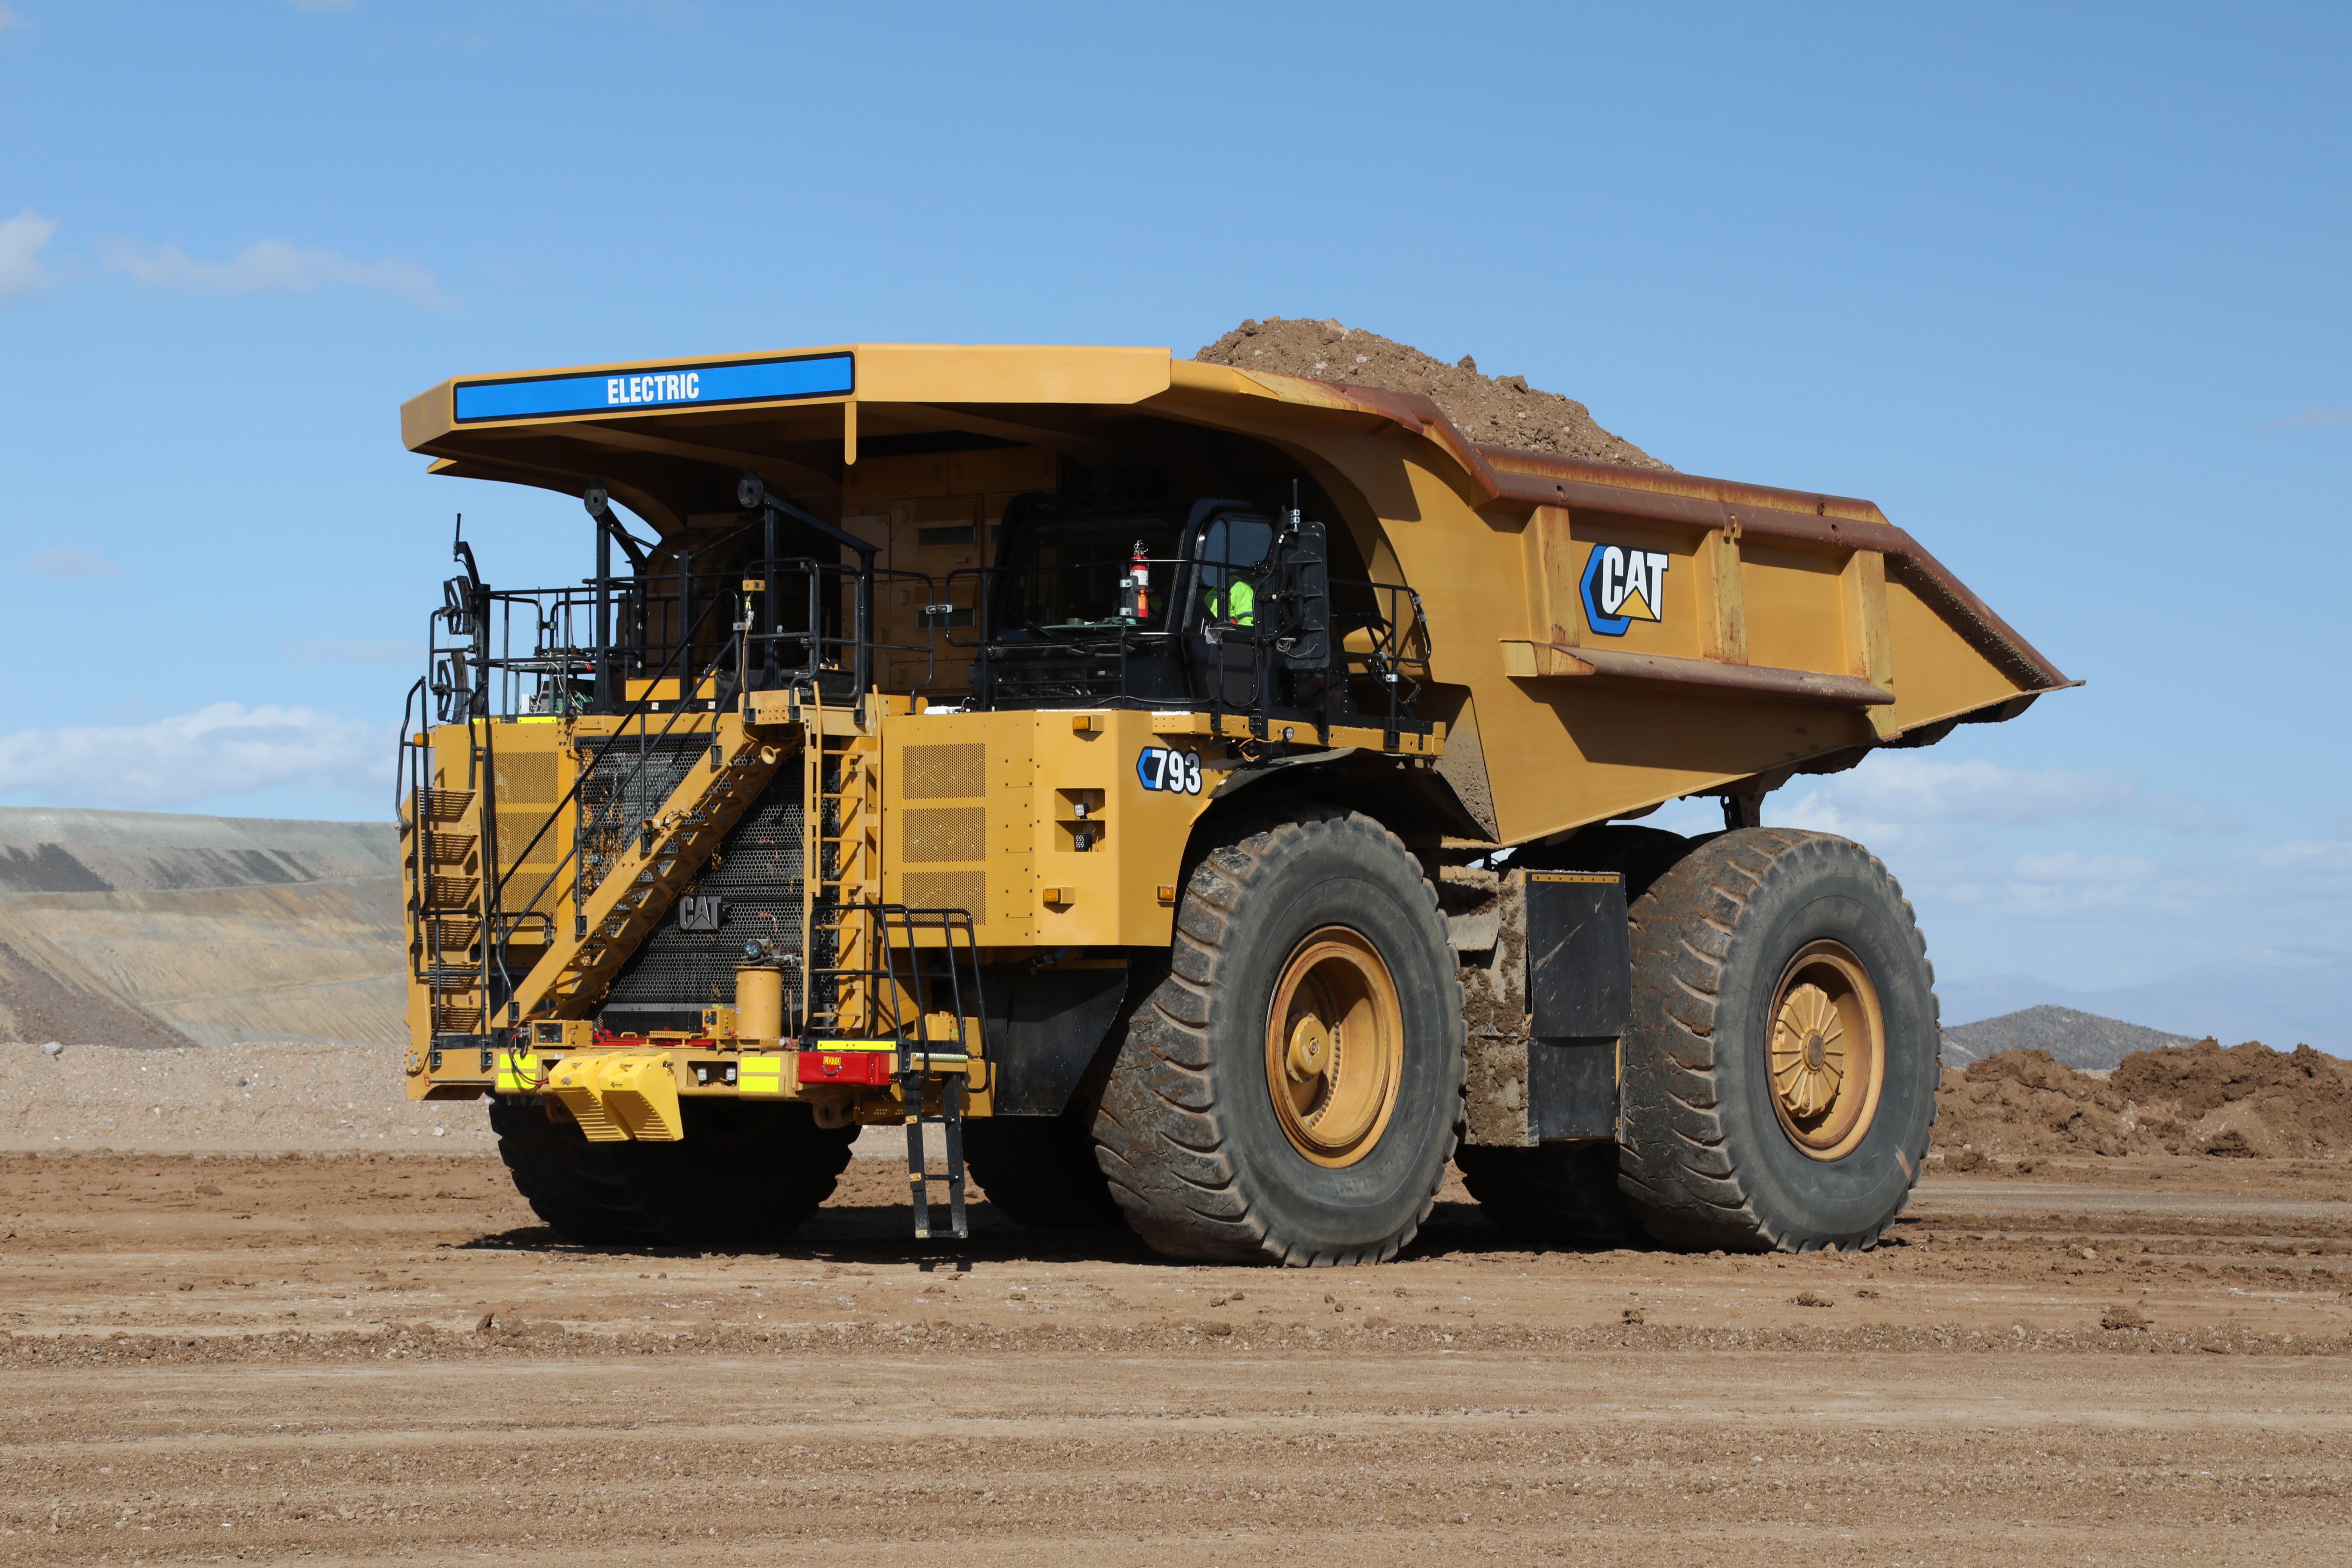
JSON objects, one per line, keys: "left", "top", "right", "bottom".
{"left": 903, "top": 1072, "right": 967, "bottom": 1241}
{"left": 422, "top": 832, "right": 478, "bottom": 866}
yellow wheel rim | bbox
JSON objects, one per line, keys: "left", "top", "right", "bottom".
{"left": 1264, "top": 927, "right": 1405, "bottom": 1168}
{"left": 1766, "top": 940, "right": 1886, "bottom": 1161}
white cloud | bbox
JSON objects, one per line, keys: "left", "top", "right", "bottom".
{"left": 280, "top": 637, "right": 423, "bottom": 665}
{"left": 0, "top": 703, "right": 382, "bottom": 809}
{"left": 0, "top": 7, "right": 27, "bottom": 40}
{"left": 2264, "top": 404, "right": 2352, "bottom": 429}
{"left": 12, "top": 544, "right": 120, "bottom": 579}
{"left": 0, "top": 208, "right": 57, "bottom": 298}
{"left": 97, "top": 236, "right": 444, "bottom": 307}
{"left": 1775, "top": 751, "right": 2241, "bottom": 840}
{"left": 1778, "top": 753, "right": 2135, "bottom": 834}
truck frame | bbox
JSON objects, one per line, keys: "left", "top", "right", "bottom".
{"left": 394, "top": 342, "right": 2071, "bottom": 1260}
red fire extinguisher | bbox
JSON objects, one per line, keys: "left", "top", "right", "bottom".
{"left": 1120, "top": 540, "right": 1152, "bottom": 621}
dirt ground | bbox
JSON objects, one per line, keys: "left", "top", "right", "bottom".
{"left": 6, "top": 1144, "right": 2351, "bottom": 1565}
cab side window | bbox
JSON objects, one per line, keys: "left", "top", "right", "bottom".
{"left": 1195, "top": 514, "right": 1274, "bottom": 629}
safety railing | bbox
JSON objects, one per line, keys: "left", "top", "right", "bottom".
{"left": 941, "top": 555, "right": 1432, "bottom": 746}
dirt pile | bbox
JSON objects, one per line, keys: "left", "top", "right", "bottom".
{"left": 1934, "top": 1038, "right": 2352, "bottom": 1167}
{"left": 1194, "top": 317, "right": 1672, "bottom": 471}
{"left": 2114, "top": 1038, "right": 2352, "bottom": 1148}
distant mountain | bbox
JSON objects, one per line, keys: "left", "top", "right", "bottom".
{"left": 1940, "top": 1005, "right": 2196, "bottom": 1071}
{"left": 1937, "top": 947, "right": 2350, "bottom": 1055}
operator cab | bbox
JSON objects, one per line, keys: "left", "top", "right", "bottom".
{"left": 975, "top": 492, "right": 1353, "bottom": 718}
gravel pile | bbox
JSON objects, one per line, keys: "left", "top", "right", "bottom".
{"left": 1194, "top": 316, "right": 1671, "bottom": 470}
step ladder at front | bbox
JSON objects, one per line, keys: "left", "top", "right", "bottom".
{"left": 904, "top": 1072, "right": 968, "bottom": 1241}
{"left": 405, "top": 786, "right": 487, "bottom": 1035}
{"left": 865, "top": 905, "right": 988, "bottom": 1242}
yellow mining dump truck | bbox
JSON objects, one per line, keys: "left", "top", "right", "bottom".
{"left": 394, "top": 342, "right": 2070, "bottom": 1261}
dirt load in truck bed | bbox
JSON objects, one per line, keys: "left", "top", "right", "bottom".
{"left": 1194, "top": 317, "right": 1674, "bottom": 471}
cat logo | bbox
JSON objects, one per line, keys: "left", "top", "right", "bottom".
{"left": 1581, "top": 544, "right": 1669, "bottom": 637}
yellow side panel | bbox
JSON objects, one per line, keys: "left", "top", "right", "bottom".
{"left": 883, "top": 708, "right": 1213, "bottom": 948}
{"left": 1033, "top": 710, "right": 1214, "bottom": 946}
{"left": 1737, "top": 543, "right": 1850, "bottom": 677}
{"left": 885, "top": 709, "right": 1034, "bottom": 946}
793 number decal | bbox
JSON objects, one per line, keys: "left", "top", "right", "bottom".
{"left": 1136, "top": 746, "right": 1203, "bottom": 794}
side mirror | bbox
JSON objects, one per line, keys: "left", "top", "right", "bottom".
{"left": 440, "top": 577, "right": 476, "bottom": 636}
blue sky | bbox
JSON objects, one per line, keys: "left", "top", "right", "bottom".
{"left": 0, "top": 2, "right": 2345, "bottom": 1041}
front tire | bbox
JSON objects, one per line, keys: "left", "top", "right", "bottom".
{"left": 1616, "top": 828, "right": 1939, "bottom": 1252}
{"left": 489, "top": 1096, "right": 650, "bottom": 1244}
{"left": 1093, "top": 810, "right": 1464, "bottom": 1266}
{"left": 621, "top": 1100, "right": 857, "bottom": 1246}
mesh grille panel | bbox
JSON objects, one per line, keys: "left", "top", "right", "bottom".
{"left": 901, "top": 743, "right": 985, "bottom": 799}
{"left": 495, "top": 752, "right": 560, "bottom": 804}
{"left": 497, "top": 814, "right": 560, "bottom": 869}
{"left": 903, "top": 869, "right": 986, "bottom": 922}
{"left": 902, "top": 806, "right": 985, "bottom": 863}
{"left": 600, "top": 768, "right": 807, "bottom": 1015}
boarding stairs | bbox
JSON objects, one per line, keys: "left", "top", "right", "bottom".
{"left": 497, "top": 711, "right": 789, "bottom": 1026}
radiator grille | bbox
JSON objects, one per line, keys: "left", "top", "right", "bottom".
{"left": 901, "top": 742, "right": 985, "bottom": 799}
{"left": 576, "top": 735, "right": 704, "bottom": 893}
{"left": 903, "top": 806, "right": 986, "bottom": 863}
{"left": 600, "top": 768, "right": 808, "bottom": 1016}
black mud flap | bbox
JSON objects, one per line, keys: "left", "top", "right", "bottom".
{"left": 1525, "top": 872, "right": 1629, "bottom": 1140}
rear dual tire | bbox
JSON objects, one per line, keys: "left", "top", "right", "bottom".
{"left": 1616, "top": 827, "right": 1939, "bottom": 1251}
{"left": 1463, "top": 827, "right": 1940, "bottom": 1254}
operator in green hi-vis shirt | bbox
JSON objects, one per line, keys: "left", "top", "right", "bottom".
{"left": 1206, "top": 576, "right": 1255, "bottom": 626}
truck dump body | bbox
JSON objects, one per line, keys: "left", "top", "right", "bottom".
{"left": 402, "top": 344, "right": 2068, "bottom": 846}
{"left": 395, "top": 341, "right": 2070, "bottom": 1259}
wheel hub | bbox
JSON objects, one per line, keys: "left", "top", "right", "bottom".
{"left": 1264, "top": 927, "right": 1404, "bottom": 1169}
{"left": 1286, "top": 1017, "right": 1333, "bottom": 1082}
{"left": 1766, "top": 942, "right": 1886, "bottom": 1161}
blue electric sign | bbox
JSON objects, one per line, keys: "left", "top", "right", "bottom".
{"left": 452, "top": 352, "right": 855, "bottom": 423}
